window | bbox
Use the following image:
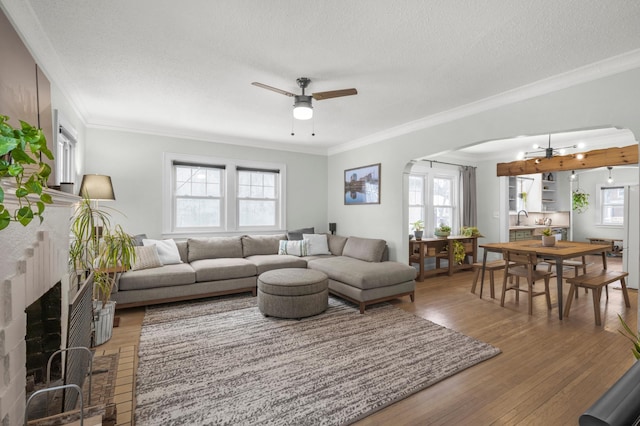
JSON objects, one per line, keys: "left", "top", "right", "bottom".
{"left": 408, "top": 169, "right": 458, "bottom": 234}
{"left": 54, "top": 110, "right": 77, "bottom": 185}
{"left": 163, "top": 153, "right": 286, "bottom": 235}
{"left": 433, "top": 176, "right": 454, "bottom": 228}
{"left": 408, "top": 175, "right": 425, "bottom": 232}
{"left": 599, "top": 185, "right": 625, "bottom": 226}
{"left": 174, "top": 163, "right": 224, "bottom": 228}
{"left": 237, "top": 168, "right": 278, "bottom": 227}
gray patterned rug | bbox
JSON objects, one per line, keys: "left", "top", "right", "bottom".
{"left": 135, "top": 296, "right": 500, "bottom": 425}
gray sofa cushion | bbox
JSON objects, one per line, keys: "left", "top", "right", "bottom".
{"left": 242, "top": 234, "right": 286, "bottom": 257}
{"left": 342, "top": 236, "right": 386, "bottom": 262}
{"left": 327, "top": 234, "right": 348, "bottom": 256}
{"left": 286, "top": 227, "right": 314, "bottom": 241}
{"left": 188, "top": 236, "right": 243, "bottom": 261}
{"left": 176, "top": 241, "right": 188, "bottom": 263}
{"left": 190, "top": 258, "right": 257, "bottom": 282}
{"left": 245, "top": 254, "right": 307, "bottom": 274}
{"left": 118, "top": 263, "right": 196, "bottom": 291}
{"left": 307, "top": 257, "right": 416, "bottom": 290}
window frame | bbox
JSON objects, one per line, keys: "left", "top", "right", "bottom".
{"left": 408, "top": 167, "right": 459, "bottom": 235}
{"left": 53, "top": 110, "right": 77, "bottom": 185}
{"left": 596, "top": 184, "right": 625, "bottom": 227}
{"left": 163, "top": 153, "right": 286, "bottom": 237}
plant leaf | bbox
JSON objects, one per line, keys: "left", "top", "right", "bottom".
{"left": 16, "top": 206, "right": 33, "bottom": 226}
{"left": 40, "top": 193, "right": 53, "bottom": 204}
{"left": 0, "top": 209, "right": 10, "bottom": 230}
{"left": 0, "top": 135, "right": 19, "bottom": 156}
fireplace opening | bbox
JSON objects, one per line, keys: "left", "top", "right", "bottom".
{"left": 25, "top": 281, "right": 63, "bottom": 389}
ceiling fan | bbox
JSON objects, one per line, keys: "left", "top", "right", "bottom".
{"left": 251, "top": 77, "right": 357, "bottom": 120}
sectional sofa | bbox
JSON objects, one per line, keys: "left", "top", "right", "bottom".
{"left": 112, "top": 233, "right": 417, "bottom": 313}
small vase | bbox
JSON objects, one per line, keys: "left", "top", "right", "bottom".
{"left": 414, "top": 230, "right": 423, "bottom": 240}
{"left": 542, "top": 235, "right": 556, "bottom": 247}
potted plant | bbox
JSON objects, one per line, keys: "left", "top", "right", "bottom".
{"left": 572, "top": 189, "right": 590, "bottom": 213}
{"left": 411, "top": 219, "right": 424, "bottom": 240}
{"left": 461, "top": 226, "right": 482, "bottom": 237}
{"left": 452, "top": 240, "right": 466, "bottom": 264}
{"left": 69, "top": 196, "right": 136, "bottom": 345}
{"left": 0, "top": 115, "right": 54, "bottom": 230}
{"left": 541, "top": 227, "right": 556, "bottom": 247}
{"left": 434, "top": 223, "right": 451, "bottom": 238}
{"left": 617, "top": 314, "right": 640, "bottom": 360}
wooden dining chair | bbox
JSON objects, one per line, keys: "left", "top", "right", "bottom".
{"left": 501, "top": 249, "right": 552, "bottom": 315}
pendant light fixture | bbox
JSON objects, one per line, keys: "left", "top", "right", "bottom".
{"left": 607, "top": 166, "right": 614, "bottom": 184}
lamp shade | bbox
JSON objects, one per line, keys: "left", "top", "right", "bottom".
{"left": 79, "top": 174, "right": 115, "bottom": 200}
{"left": 293, "top": 95, "right": 313, "bottom": 120}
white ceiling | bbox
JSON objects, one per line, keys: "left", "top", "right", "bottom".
{"left": 5, "top": 1, "right": 640, "bottom": 154}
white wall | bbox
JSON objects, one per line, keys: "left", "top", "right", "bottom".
{"left": 572, "top": 167, "right": 639, "bottom": 242}
{"left": 83, "top": 128, "right": 328, "bottom": 238}
{"left": 328, "top": 68, "right": 640, "bottom": 262}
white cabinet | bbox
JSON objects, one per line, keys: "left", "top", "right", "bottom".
{"left": 509, "top": 173, "right": 561, "bottom": 212}
{"left": 509, "top": 175, "right": 538, "bottom": 212}
{"left": 541, "top": 172, "right": 557, "bottom": 212}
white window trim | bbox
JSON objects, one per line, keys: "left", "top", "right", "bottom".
{"left": 595, "top": 183, "right": 626, "bottom": 228}
{"left": 409, "top": 166, "right": 459, "bottom": 235}
{"left": 53, "top": 109, "right": 77, "bottom": 185}
{"left": 162, "top": 152, "right": 287, "bottom": 238}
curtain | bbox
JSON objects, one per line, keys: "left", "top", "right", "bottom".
{"left": 460, "top": 166, "right": 477, "bottom": 227}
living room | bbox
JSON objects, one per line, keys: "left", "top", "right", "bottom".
{"left": 2, "top": 1, "right": 640, "bottom": 425}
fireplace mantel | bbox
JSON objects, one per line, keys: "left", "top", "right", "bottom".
{"left": 0, "top": 179, "right": 78, "bottom": 425}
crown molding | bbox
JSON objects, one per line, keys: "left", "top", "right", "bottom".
{"left": 329, "top": 49, "right": 640, "bottom": 156}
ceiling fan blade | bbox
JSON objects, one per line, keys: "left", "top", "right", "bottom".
{"left": 251, "top": 82, "right": 296, "bottom": 97}
{"left": 312, "top": 88, "right": 358, "bottom": 101}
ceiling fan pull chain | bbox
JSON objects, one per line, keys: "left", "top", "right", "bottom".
{"left": 312, "top": 116, "right": 315, "bottom": 136}
{"left": 291, "top": 115, "right": 295, "bottom": 136}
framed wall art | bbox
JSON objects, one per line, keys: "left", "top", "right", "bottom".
{"left": 344, "top": 163, "right": 381, "bottom": 205}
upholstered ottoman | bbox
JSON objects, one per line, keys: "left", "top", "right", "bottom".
{"left": 257, "top": 268, "right": 329, "bottom": 319}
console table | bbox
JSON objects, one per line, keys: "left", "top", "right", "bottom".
{"left": 409, "top": 236, "right": 479, "bottom": 281}
{"left": 587, "top": 237, "right": 623, "bottom": 257}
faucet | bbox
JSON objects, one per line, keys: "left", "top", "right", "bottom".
{"left": 516, "top": 209, "right": 528, "bottom": 226}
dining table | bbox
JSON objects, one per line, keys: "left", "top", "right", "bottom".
{"left": 479, "top": 240, "right": 612, "bottom": 319}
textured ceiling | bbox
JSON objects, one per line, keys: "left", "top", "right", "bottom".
{"left": 7, "top": 0, "right": 640, "bottom": 153}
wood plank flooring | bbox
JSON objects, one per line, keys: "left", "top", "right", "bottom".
{"left": 100, "top": 255, "right": 637, "bottom": 425}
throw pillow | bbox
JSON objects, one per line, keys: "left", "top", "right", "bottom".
{"left": 303, "top": 233, "right": 331, "bottom": 255}
{"left": 131, "top": 245, "right": 163, "bottom": 271}
{"left": 132, "top": 233, "right": 147, "bottom": 246}
{"left": 142, "top": 238, "right": 182, "bottom": 265}
{"left": 278, "top": 240, "right": 308, "bottom": 257}
{"left": 287, "top": 227, "right": 315, "bottom": 241}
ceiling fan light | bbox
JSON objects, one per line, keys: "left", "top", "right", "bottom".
{"left": 293, "top": 95, "right": 313, "bottom": 120}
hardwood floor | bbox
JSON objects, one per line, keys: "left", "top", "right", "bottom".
{"left": 102, "top": 255, "right": 637, "bottom": 425}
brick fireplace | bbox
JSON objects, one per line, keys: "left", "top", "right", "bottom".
{"left": 0, "top": 186, "right": 77, "bottom": 425}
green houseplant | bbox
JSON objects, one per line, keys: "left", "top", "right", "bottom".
{"left": 434, "top": 223, "right": 451, "bottom": 238}
{"left": 617, "top": 314, "right": 640, "bottom": 360}
{"left": 541, "top": 227, "right": 556, "bottom": 247}
{"left": 69, "top": 196, "right": 136, "bottom": 345}
{"left": 572, "top": 189, "right": 590, "bottom": 213}
{"left": 411, "top": 219, "right": 424, "bottom": 240}
{"left": 452, "top": 240, "right": 466, "bottom": 264}
{"left": 0, "top": 115, "right": 54, "bottom": 230}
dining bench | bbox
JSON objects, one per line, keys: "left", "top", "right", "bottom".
{"left": 563, "top": 270, "right": 630, "bottom": 326}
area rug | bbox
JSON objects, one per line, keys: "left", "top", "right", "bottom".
{"left": 135, "top": 296, "right": 500, "bottom": 425}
